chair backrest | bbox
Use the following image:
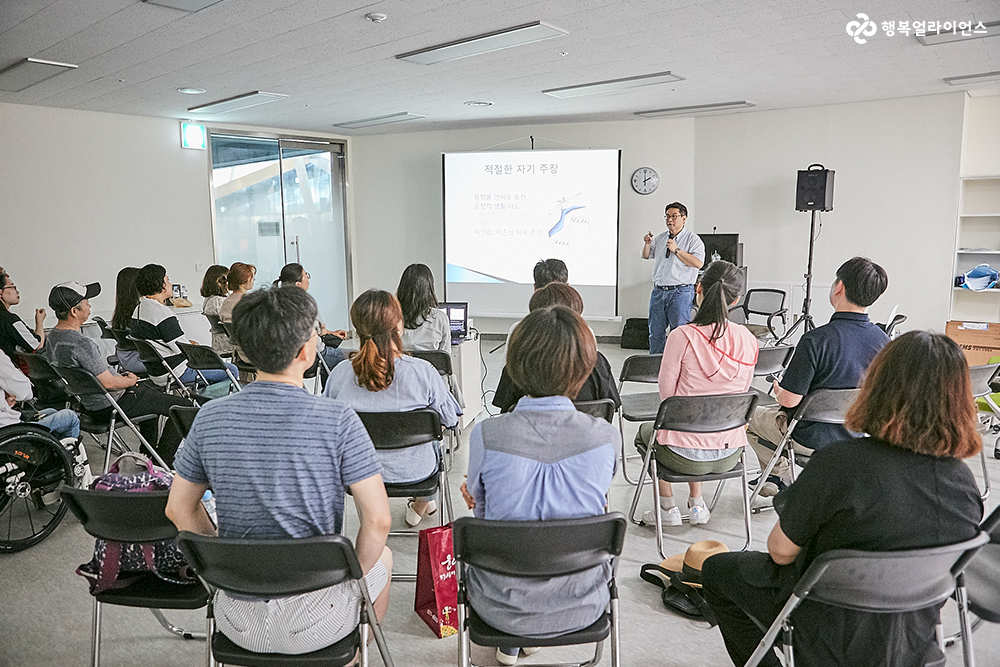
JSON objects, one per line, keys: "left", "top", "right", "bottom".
{"left": 204, "top": 313, "right": 227, "bottom": 335}
{"left": 619, "top": 354, "right": 662, "bottom": 384}
{"left": 653, "top": 392, "right": 758, "bottom": 434}
{"left": 92, "top": 316, "right": 116, "bottom": 340}
{"left": 794, "top": 533, "right": 989, "bottom": 614}
{"left": 177, "top": 341, "right": 227, "bottom": 372}
{"left": 793, "top": 388, "right": 860, "bottom": 424}
{"left": 409, "top": 350, "right": 453, "bottom": 376}
{"left": 356, "top": 409, "right": 442, "bottom": 450}
{"left": 728, "top": 307, "right": 748, "bottom": 325}
{"left": 169, "top": 405, "right": 200, "bottom": 439}
{"left": 453, "top": 513, "right": 627, "bottom": 578}
{"left": 220, "top": 321, "right": 237, "bottom": 343}
{"left": 128, "top": 336, "right": 172, "bottom": 377}
{"left": 12, "top": 352, "right": 65, "bottom": 383}
{"left": 744, "top": 289, "right": 786, "bottom": 317}
{"left": 981, "top": 504, "right": 1000, "bottom": 542}
{"left": 60, "top": 486, "right": 178, "bottom": 543}
{"left": 753, "top": 344, "right": 794, "bottom": 377}
{"left": 574, "top": 398, "right": 616, "bottom": 423}
{"left": 879, "top": 313, "right": 907, "bottom": 335}
{"left": 968, "top": 363, "right": 1000, "bottom": 399}
{"left": 176, "top": 532, "right": 363, "bottom": 598}
{"left": 56, "top": 365, "right": 113, "bottom": 399}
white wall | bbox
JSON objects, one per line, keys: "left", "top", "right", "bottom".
{"left": 962, "top": 94, "right": 1000, "bottom": 177}
{"left": 0, "top": 102, "right": 215, "bottom": 323}
{"left": 694, "top": 93, "right": 967, "bottom": 333}
{"left": 350, "top": 119, "right": 695, "bottom": 336}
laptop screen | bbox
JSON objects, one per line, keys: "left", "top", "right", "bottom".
{"left": 438, "top": 302, "right": 468, "bottom": 343}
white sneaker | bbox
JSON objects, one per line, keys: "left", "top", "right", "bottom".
{"left": 404, "top": 499, "right": 438, "bottom": 527}
{"left": 522, "top": 648, "right": 540, "bottom": 656}
{"left": 641, "top": 506, "right": 682, "bottom": 527}
{"left": 688, "top": 503, "right": 711, "bottom": 525}
{"left": 496, "top": 648, "right": 518, "bottom": 665}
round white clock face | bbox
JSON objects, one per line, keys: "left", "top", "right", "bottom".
{"left": 631, "top": 167, "right": 659, "bottom": 195}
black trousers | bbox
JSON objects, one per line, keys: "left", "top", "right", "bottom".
{"left": 88, "top": 385, "right": 190, "bottom": 466}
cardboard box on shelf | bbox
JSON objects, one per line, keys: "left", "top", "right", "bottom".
{"left": 946, "top": 320, "right": 1000, "bottom": 366}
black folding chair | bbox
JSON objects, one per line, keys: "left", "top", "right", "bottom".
{"left": 749, "top": 388, "right": 860, "bottom": 510}
{"left": 729, "top": 289, "right": 788, "bottom": 342}
{"left": 128, "top": 336, "right": 192, "bottom": 397}
{"left": 628, "top": 393, "right": 758, "bottom": 557}
{"left": 12, "top": 351, "right": 72, "bottom": 409}
{"left": 176, "top": 341, "right": 241, "bottom": 394}
{"left": 946, "top": 505, "right": 1000, "bottom": 651}
{"left": 575, "top": 398, "right": 617, "bottom": 424}
{"left": 60, "top": 486, "right": 210, "bottom": 667}
{"left": 968, "top": 363, "right": 998, "bottom": 501}
{"left": 91, "top": 316, "right": 120, "bottom": 368}
{"left": 749, "top": 344, "right": 794, "bottom": 408}
{"left": 454, "top": 513, "right": 626, "bottom": 667}
{"left": 743, "top": 533, "right": 990, "bottom": 667}
{"left": 219, "top": 321, "right": 257, "bottom": 379}
{"left": 55, "top": 365, "right": 168, "bottom": 472}
{"left": 407, "top": 350, "right": 461, "bottom": 468}
{"left": 168, "top": 405, "right": 200, "bottom": 440}
{"left": 176, "top": 532, "right": 394, "bottom": 667}
{"left": 355, "top": 409, "right": 451, "bottom": 582}
{"left": 616, "top": 354, "right": 663, "bottom": 485}
{"left": 103, "top": 327, "right": 149, "bottom": 379}
{"left": 203, "top": 313, "right": 233, "bottom": 359}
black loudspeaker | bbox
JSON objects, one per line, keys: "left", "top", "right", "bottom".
{"left": 795, "top": 164, "right": 834, "bottom": 212}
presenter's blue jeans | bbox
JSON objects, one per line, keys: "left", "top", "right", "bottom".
{"left": 648, "top": 284, "right": 694, "bottom": 354}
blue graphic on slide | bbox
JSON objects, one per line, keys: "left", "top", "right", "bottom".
{"left": 548, "top": 204, "right": 585, "bottom": 237}
{"left": 446, "top": 263, "right": 507, "bottom": 283}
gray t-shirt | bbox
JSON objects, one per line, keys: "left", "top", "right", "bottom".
{"left": 401, "top": 308, "right": 450, "bottom": 352}
{"left": 649, "top": 227, "right": 705, "bottom": 287}
{"left": 43, "top": 327, "right": 123, "bottom": 411}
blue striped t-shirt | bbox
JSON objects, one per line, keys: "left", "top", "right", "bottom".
{"left": 174, "top": 381, "right": 382, "bottom": 539}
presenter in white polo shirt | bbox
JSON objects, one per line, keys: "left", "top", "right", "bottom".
{"left": 641, "top": 202, "right": 705, "bottom": 355}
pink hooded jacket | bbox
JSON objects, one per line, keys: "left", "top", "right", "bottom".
{"left": 656, "top": 322, "right": 759, "bottom": 451}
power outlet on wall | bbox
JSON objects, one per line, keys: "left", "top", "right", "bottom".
{"left": 195, "top": 263, "right": 204, "bottom": 272}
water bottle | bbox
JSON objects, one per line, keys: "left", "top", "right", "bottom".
{"left": 202, "top": 490, "right": 218, "bottom": 526}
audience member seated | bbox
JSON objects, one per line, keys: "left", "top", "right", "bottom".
{"left": 166, "top": 285, "right": 392, "bottom": 656}
{"left": 504, "top": 258, "right": 569, "bottom": 352}
{"left": 635, "top": 261, "right": 758, "bottom": 527}
{"left": 129, "top": 263, "right": 237, "bottom": 387}
{"left": 397, "top": 263, "right": 450, "bottom": 352}
{"left": 461, "top": 304, "right": 619, "bottom": 666}
{"left": 1, "top": 348, "right": 80, "bottom": 441}
{"left": 110, "top": 266, "right": 146, "bottom": 374}
{"left": 219, "top": 262, "right": 256, "bottom": 323}
{"left": 703, "top": 331, "right": 984, "bottom": 667}
{"left": 748, "top": 257, "right": 888, "bottom": 497}
{"left": 492, "top": 282, "right": 620, "bottom": 413}
{"left": 43, "top": 281, "right": 189, "bottom": 464}
{"left": 0, "top": 271, "right": 45, "bottom": 359}
{"left": 273, "top": 263, "right": 347, "bottom": 369}
{"left": 324, "top": 290, "right": 460, "bottom": 528}
{"left": 199, "top": 264, "right": 232, "bottom": 355}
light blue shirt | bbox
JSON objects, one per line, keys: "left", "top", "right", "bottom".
{"left": 649, "top": 226, "right": 705, "bottom": 287}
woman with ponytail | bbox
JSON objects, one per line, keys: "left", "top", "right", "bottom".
{"left": 637, "top": 260, "right": 759, "bottom": 528}
{"left": 324, "top": 290, "right": 461, "bottom": 527}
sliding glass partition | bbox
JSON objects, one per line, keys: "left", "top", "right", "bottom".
{"left": 209, "top": 134, "right": 352, "bottom": 330}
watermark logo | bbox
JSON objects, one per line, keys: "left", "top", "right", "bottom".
{"left": 847, "top": 13, "right": 878, "bottom": 43}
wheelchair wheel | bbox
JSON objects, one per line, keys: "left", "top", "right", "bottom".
{"left": 0, "top": 425, "right": 75, "bottom": 553}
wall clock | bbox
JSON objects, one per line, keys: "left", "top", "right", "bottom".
{"left": 631, "top": 167, "right": 659, "bottom": 195}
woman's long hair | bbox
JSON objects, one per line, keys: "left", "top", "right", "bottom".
{"left": 273, "top": 263, "right": 305, "bottom": 288}
{"left": 690, "top": 260, "right": 745, "bottom": 341}
{"left": 350, "top": 290, "right": 405, "bottom": 392}
{"left": 845, "top": 331, "right": 981, "bottom": 458}
{"left": 111, "top": 267, "right": 141, "bottom": 330}
{"left": 200, "top": 265, "right": 229, "bottom": 298}
{"left": 396, "top": 264, "right": 439, "bottom": 330}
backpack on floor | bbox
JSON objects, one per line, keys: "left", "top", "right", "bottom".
{"left": 621, "top": 318, "right": 650, "bottom": 350}
{"left": 76, "top": 452, "right": 197, "bottom": 594}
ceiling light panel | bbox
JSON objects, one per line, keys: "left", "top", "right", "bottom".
{"left": 396, "top": 21, "right": 567, "bottom": 65}
{"left": 917, "top": 20, "right": 999, "bottom": 45}
{"left": 188, "top": 91, "right": 289, "bottom": 114}
{"left": 635, "top": 101, "right": 756, "bottom": 118}
{"left": 332, "top": 112, "right": 427, "bottom": 129}
{"left": 142, "top": 0, "right": 225, "bottom": 12}
{"left": 944, "top": 71, "right": 1000, "bottom": 86}
{"left": 0, "top": 58, "right": 77, "bottom": 92}
{"left": 543, "top": 71, "right": 685, "bottom": 98}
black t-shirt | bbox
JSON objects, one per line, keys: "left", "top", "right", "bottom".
{"left": 774, "top": 437, "right": 982, "bottom": 665}
{"left": 0, "top": 309, "right": 40, "bottom": 359}
{"left": 779, "top": 312, "right": 888, "bottom": 448}
{"left": 492, "top": 352, "right": 621, "bottom": 413}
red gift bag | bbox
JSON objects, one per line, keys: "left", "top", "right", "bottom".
{"left": 414, "top": 523, "right": 458, "bottom": 638}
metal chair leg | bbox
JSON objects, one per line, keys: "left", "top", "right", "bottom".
{"left": 956, "top": 573, "right": 978, "bottom": 667}
{"left": 978, "top": 448, "right": 991, "bottom": 501}
{"left": 650, "top": 458, "right": 668, "bottom": 561}
{"left": 748, "top": 434, "right": 789, "bottom": 508}
{"left": 627, "top": 446, "right": 656, "bottom": 525}
{"left": 609, "top": 581, "right": 621, "bottom": 667}
{"left": 92, "top": 598, "right": 102, "bottom": 667}
{"left": 149, "top": 608, "right": 205, "bottom": 639}
{"left": 206, "top": 614, "right": 216, "bottom": 667}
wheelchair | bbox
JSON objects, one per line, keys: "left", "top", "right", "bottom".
{"left": 0, "top": 423, "right": 83, "bottom": 553}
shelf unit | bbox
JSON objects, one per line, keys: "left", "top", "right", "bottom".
{"left": 952, "top": 176, "right": 1000, "bottom": 322}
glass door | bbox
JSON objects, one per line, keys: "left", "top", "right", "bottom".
{"left": 209, "top": 134, "right": 352, "bottom": 329}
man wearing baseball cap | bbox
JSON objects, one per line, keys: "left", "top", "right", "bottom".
{"left": 43, "top": 281, "right": 189, "bottom": 465}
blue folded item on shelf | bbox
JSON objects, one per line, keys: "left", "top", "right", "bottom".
{"left": 961, "top": 264, "right": 999, "bottom": 291}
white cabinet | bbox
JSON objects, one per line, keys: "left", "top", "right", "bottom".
{"left": 952, "top": 177, "right": 1000, "bottom": 322}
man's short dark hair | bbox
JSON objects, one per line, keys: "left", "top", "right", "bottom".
{"left": 836, "top": 257, "right": 887, "bottom": 308}
{"left": 232, "top": 286, "right": 317, "bottom": 374}
{"left": 532, "top": 259, "right": 569, "bottom": 290}
{"left": 135, "top": 264, "right": 167, "bottom": 297}
{"left": 665, "top": 202, "right": 688, "bottom": 217}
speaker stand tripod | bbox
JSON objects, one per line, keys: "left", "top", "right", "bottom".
{"left": 777, "top": 209, "right": 819, "bottom": 345}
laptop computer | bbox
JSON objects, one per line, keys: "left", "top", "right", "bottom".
{"left": 438, "top": 302, "right": 468, "bottom": 345}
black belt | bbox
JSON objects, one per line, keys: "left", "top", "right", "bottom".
{"left": 655, "top": 284, "right": 692, "bottom": 291}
